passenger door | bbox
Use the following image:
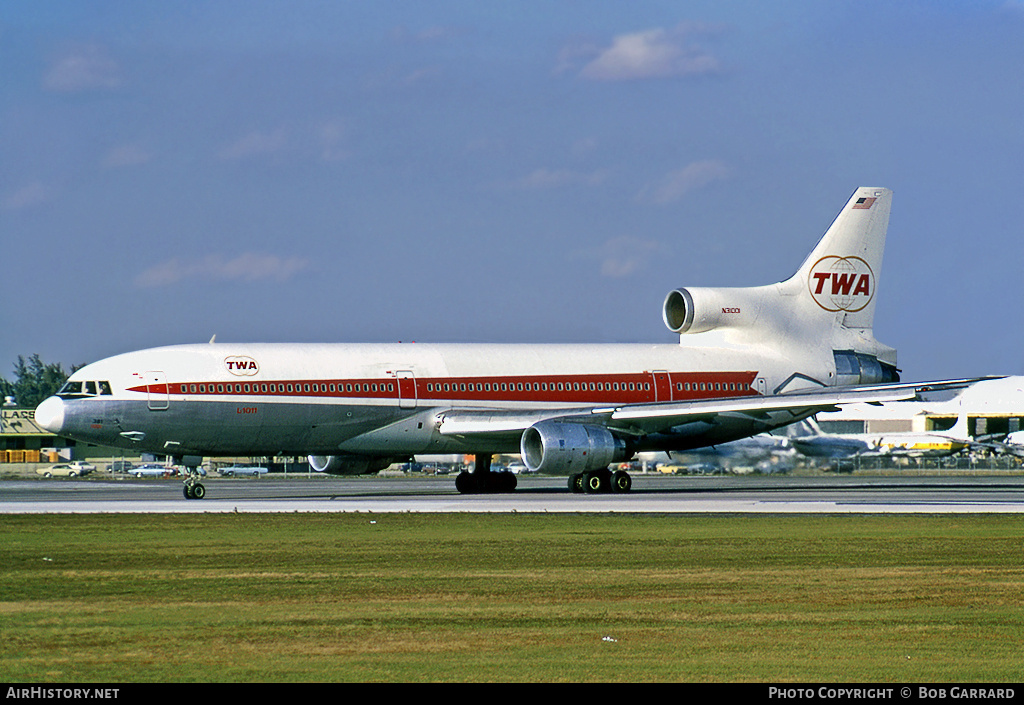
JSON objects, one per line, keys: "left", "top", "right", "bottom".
{"left": 146, "top": 371, "right": 169, "bottom": 410}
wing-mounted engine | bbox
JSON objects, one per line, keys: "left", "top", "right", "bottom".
{"left": 307, "top": 454, "right": 397, "bottom": 475}
{"left": 520, "top": 421, "right": 630, "bottom": 475}
{"left": 662, "top": 287, "right": 763, "bottom": 335}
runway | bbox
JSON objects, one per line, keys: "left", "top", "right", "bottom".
{"left": 4, "top": 473, "right": 1024, "bottom": 513}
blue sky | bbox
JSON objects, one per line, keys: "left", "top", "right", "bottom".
{"left": 3, "top": 1, "right": 1023, "bottom": 383}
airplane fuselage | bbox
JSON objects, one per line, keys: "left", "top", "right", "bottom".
{"left": 40, "top": 340, "right": 819, "bottom": 461}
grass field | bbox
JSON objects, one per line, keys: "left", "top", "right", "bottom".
{"left": 2, "top": 513, "right": 1023, "bottom": 682}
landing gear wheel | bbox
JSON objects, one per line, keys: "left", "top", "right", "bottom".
{"left": 496, "top": 471, "right": 517, "bottom": 493}
{"left": 182, "top": 472, "right": 206, "bottom": 500}
{"left": 569, "top": 473, "right": 585, "bottom": 493}
{"left": 584, "top": 470, "right": 610, "bottom": 494}
{"left": 456, "top": 455, "right": 518, "bottom": 494}
{"left": 611, "top": 470, "right": 632, "bottom": 493}
{"left": 455, "top": 471, "right": 478, "bottom": 494}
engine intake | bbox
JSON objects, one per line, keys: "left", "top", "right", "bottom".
{"left": 520, "top": 422, "right": 629, "bottom": 475}
{"left": 307, "top": 455, "right": 396, "bottom": 475}
{"left": 663, "top": 287, "right": 756, "bottom": 335}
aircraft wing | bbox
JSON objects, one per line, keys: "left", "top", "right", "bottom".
{"left": 437, "top": 378, "right": 988, "bottom": 443}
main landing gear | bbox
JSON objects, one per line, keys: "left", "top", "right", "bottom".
{"left": 568, "top": 468, "right": 632, "bottom": 494}
{"left": 454, "top": 456, "right": 635, "bottom": 494}
{"left": 455, "top": 454, "right": 518, "bottom": 494}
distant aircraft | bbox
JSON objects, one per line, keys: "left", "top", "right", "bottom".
{"left": 35, "top": 188, "right": 973, "bottom": 499}
{"left": 806, "top": 375, "right": 1024, "bottom": 459}
{"left": 788, "top": 414, "right": 974, "bottom": 459}
{"left": 669, "top": 433, "right": 796, "bottom": 473}
{"left": 995, "top": 432, "right": 1024, "bottom": 457}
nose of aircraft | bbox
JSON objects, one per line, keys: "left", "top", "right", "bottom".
{"left": 35, "top": 396, "right": 66, "bottom": 434}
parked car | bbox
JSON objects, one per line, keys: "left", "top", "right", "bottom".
{"left": 37, "top": 463, "right": 92, "bottom": 478}
{"left": 109, "top": 460, "right": 135, "bottom": 474}
{"left": 131, "top": 464, "right": 178, "bottom": 477}
{"left": 219, "top": 465, "right": 268, "bottom": 477}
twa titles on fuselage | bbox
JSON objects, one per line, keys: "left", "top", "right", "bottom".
{"left": 35, "top": 188, "right": 966, "bottom": 499}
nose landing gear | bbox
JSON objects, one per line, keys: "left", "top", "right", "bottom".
{"left": 179, "top": 455, "right": 206, "bottom": 500}
{"left": 183, "top": 477, "right": 205, "bottom": 500}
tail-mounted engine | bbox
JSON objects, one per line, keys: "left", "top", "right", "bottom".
{"left": 520, "top": 421, "right": 630, "bottom": 475}
{"left": 662, "top": 287, "right": 759, "bottom": 335}
{"left": 833, "top": 350, "right": 900, "bottom": 385}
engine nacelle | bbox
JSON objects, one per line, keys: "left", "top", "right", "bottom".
{"left": 520, "top": 422, "right": 629, "bottom": 475}
{"left": 307, "top": 455, "right": 396, "bottom": 475}
{"left": 663, "top": 287, "right": 758, "bottom": 335}
{"left": 833, "top": 350, "right": 900, "bottom": 386}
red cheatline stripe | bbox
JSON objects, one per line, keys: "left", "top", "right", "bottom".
{"left": 128, "top": 371, "right": 761, "bottom": 404}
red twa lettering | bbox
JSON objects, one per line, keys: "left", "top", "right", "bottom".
{"left": 813, "top": 272, "right": 871, "bottom": 296}
{"left": 831, "top": 272, "right": 856, "bottom": 296}
{"left": 228, "top": 361, "right": 257, "bottom": 370}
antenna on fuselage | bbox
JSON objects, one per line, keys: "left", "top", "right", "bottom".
{"left": 209, "top": 335, "right": 216, "bottom": 344}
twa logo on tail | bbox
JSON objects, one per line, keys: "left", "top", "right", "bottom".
{"left": 808, "top": 256, "right": 874, "bottom": 312}
{"left": 225, "top": 356, "right": 260, "bottom": 376}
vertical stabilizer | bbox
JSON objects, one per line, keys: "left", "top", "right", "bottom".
{"left": 787, "top": 187, "right": 892, "bottom": 332}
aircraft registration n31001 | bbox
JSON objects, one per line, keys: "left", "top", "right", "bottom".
{"left": 35, "top": 188, "right": 971, "bottom": 499}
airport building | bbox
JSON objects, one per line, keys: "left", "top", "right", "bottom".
{"left": 815, "top": 377, "right": 1024, "bottom": 439}
{"left": 0, "top": 403, "right": 122, "bottom": 464}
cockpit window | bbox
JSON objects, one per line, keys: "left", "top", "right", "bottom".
{"left": 59, "top": 381, "right": 83, "bottom": 397}
{"left": 57, "top": 381, "right": 113, "bottom": 399}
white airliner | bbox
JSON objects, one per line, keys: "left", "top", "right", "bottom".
{"left": 35, "top": 187, "right": 971, "bottom": 499}
{"left": 787, "top": 415, "right": 974, "bottom": 459}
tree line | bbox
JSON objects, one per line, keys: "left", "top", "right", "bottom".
{"left": 0, "top": 355, "right": 80, "bottom": 408}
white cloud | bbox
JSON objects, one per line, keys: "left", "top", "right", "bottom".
{"left": 44, "top": 45, "right": 122, "bottom": 92}
{"left": 637, "top": 160, "right": 730, "bottom": 205}
{"left": 2, "top": 182, "right": 48, "bottom": 210}
{"left": 101, "top": 144, "right": 153, "bottom": 169}
{"left": 317, "top": 120, "right": 349, "bottom": 162}
{"left": 134, "top": 253, "right": 311, "bottom": 288}
{"left": 218, "top": 129, "right": 288, "bottom": 161}
{"left": 574, "top": 236, "right": 666, "bottom": 278}
{"left": 508, "top": 168, "right": 610, "bottom": 190}
{"left": 577, "top": 24, "right": 721, "bottom": 82}
{"left": 390, "top": 25, "right": 466, "bottom": 43}
{"left": 1002, "top": 1, "right": 1024, "bottom": 17}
